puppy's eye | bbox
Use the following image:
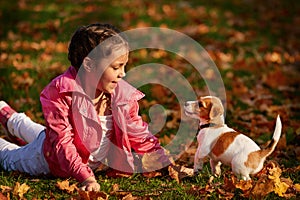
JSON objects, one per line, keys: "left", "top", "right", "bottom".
{"left": 198, "top": 101, "right": 203, "bottom": 107}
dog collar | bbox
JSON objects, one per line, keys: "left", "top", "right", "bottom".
{"left": 197, "top": 123, "right": 219, "bottom": 135}
{"left": 199, "top": 123, "right": 217, "bottom": 129}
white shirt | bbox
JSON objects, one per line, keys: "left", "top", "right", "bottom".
{"left": 88, "top": 115, "right": 113, "bottom": 169}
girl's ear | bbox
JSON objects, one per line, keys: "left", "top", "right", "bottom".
{"left": 82, "top": 57, "right": 94, "bottom": 72}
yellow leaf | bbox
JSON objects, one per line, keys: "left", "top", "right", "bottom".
{"left": 274, "top": 181, "right": 289, "bottom": 197}
{"left": 266, "top": 161, "right": 282, "bottom": 180}
{"left": 294, "top": 183, "right": 300, "bottom": 192}
{"left": 56, "top": 180, "right": 78, "bottom": 194}
{"left": 13, "top": 182, "right": 30, "bottom": 199}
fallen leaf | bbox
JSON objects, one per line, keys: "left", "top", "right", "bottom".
{"left": 0, "top": 192, "right": 8, "bottom": 200}
{"left": 168, "top": 165, "right": 193, "bottom": 183}
{"left": 109, "top": 184, "right": 133, "bottom": 199}
{"left": 122, "top": 193, "right": 137, "bottom": 200}
{"left": 294, "top": 183, "right": 300, "bottom": 192}
{"left": 142, "top": 171, "right": 162, "bottom": 178}
{"left": 56, "top": 180, "right": 78, "bottom": 194}
{"left": 106, "top": 169, "right": 132, "bottom": 178}
{"left": 13, "top": 182, "right": 30, "bottom": 199}
{"left": 235, "top": 179, "right": 253, "bottom": 192}
{"left": 77, "top": 190, "right": 109, "bottom": 200}
{"left": 142, "top": 151, "right": 164, "bottom": 172}
{"left": 251, "top": 161, "right": 293, "bottom": 198}
{"left": 251, "top": 177, "right": 274, "bottom": 198}
{"left": 223, "top": 175, "right": 236, "bottom": 192}
{"left": 0, "top": 185, "right": 12, "bottom": 193}
{"left": 274, "top": 181, "right": 290, "bottom": 197}
{"left": 216, "top": 188, "right": 235, "bottom": 199}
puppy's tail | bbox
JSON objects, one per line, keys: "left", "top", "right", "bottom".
{"left": 261, "top": 115, "right": 282, "bottom": 158}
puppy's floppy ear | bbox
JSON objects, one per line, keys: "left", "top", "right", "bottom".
{"left": 209, "top": 98, "right": 224, "bottom": 119}
{"left": 82, "top": 57, "right": 95, "bottom": 72}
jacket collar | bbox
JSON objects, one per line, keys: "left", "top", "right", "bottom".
{"left": 111, "top": 79, "right": 145, "bottom": 106}
{"left": 62, "top": 66, "right": 145, "bottom": 106}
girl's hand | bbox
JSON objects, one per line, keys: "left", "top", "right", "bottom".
{"left": 80, "top": 177, "right": 100, "bottom": 191}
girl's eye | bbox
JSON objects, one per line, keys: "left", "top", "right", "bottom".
{"left": 112, "top": 65, "right": 120, "bottom": 70}
{"left": 112, "top": 64, "right": 124, "bottom": 70}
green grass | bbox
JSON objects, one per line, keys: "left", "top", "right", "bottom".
{"left": 0, "top": 0, "right": 300, "bottom": 199}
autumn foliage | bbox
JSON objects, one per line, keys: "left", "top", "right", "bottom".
{"left": 0, "top": 0, "right": 300, "bottom": 199}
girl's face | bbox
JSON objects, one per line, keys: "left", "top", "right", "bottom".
{"left": 94, "top": 48, "right": 128, "bottom": 94}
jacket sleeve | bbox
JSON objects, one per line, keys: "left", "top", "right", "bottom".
{"left": 40, "top": 84, "right": 94, "bottom": 183}
{"left": 125, "top": 100, "right": 171, "bottom": 164}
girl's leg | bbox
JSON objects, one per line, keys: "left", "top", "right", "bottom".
{"left": 0, "top": 131, "right": 49, "bottom": 176}
{"left": 7, "top": 113, "right": 45, "bottom": 144}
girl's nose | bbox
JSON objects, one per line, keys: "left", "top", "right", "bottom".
{"left": 119, "top": 65, "right": 126, "bottom": 78}
{"left": 119, "top": 72, "right": 126, "bottom": 78}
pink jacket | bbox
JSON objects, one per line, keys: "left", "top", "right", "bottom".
{"left": 40, "top": 66, "right": 169, "bottom": 183}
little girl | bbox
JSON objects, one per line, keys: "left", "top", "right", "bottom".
{"left": 0, "top": 23, "right": 171, "bottom": 191}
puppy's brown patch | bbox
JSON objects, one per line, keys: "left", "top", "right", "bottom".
{"left": 244, "top": 139, "right": 276, "bottom": 170}
{"left": 198, "top": 99, "right": 212, "bottom": 119}
{"left": 211, "top": 131, "right": 240, "bottom": 157}
{"left": 244, "top": 151, "right": 260, "bottom": 170}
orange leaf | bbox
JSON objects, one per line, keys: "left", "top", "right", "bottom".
{"left": 0, "top": 192, "right": 8, "bottom": 200}
{"left": 77, "top": 190, "right": 109, "bottom": 200}
{"left": 234, "top": 179, "right": 253, "bottom": 192}
{"left": 294, "top": 184, "right": 300, "bottom": 192}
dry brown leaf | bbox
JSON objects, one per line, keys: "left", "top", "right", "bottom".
{"left": 77, "top": 190, "right": 109, "bottom": 200}
{"left": 122, "top": 193, "right": 137, "bottom": 200}
{"left": 106, "top": 169, "right": 132, "bottom": 178}
{"left": 0, "top": 185, "right": 12, "bottom": 193}
{"left": 142, "top": 171, "right": 162, "bottom": 178}
{"left": 13, "top": 182, "right": 30, "bottom": 199}
{"left": 0, "top": 192, "right": 8, "bottom": 200}
{"left": 223, "top": 175, "right": 236, "bottom": 192}
{"left": 142, "top": 151, "right": 164, "bottom": 172}
{"left": 168, "top": 165, "right": 193, "bottom": 183}
{"left": 216, "top": 188, "right": 235, "bottom": 199}
{"left": 251, "top": 161, "right": 292, "bottom": 198}
{"left": 234, "top": 179, "right": 253, "bottom": 192}
{"left": 168, "top": 165, "right": 180, "bottom": 183}
{"left": 251, "top": 178, "right": 274, "bottom": 198}
{"left": 109, "top": 183, "right": 132, "bottom": 199}
{"left": 56, "top": 179, "right": 78, "bottom": 194}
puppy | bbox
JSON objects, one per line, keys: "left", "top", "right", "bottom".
{"left": 184, "top": 96, "right": 282, "bottom": 180}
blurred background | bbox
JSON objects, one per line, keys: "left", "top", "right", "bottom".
{"left": 0, "top": 0, "right": 299, "bottom": 161}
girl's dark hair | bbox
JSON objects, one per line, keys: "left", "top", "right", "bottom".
{"left": 68, "top": 23, "right": 128, "bottom": 70}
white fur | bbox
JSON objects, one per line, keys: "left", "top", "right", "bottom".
{"left": 184, "top": 96, "right": 282, "bottom": 180}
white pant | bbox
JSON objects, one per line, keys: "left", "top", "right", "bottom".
{"left": 0, "top": 113, "right": 50, "bottom": 175}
